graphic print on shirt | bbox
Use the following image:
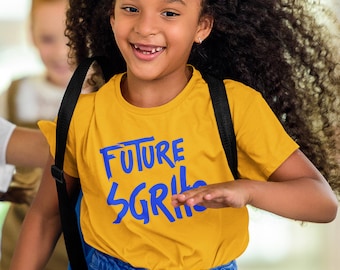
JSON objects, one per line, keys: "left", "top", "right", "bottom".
{"left": 99, "top": 136, "right": 207, "bottom": 224}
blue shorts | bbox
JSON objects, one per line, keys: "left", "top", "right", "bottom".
{"left": 69, "top": 192, "right": 238, "bottom": 270}
{"left": 85, "top": 247, "right": 237, "bottom": 270}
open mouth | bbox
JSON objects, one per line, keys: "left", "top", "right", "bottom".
{"left": 133, "top": 44, "right": 164, "bottom": 55}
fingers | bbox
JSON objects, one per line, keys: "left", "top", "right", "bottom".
{"left": 171, "top": 185, "right": 219, "bottom": 207}
{"left": 171, "top": 181, "right": 248, "bottom": 209}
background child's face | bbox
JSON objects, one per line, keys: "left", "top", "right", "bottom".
{"left": 31, "top": 0, "right": 73, "bottom": 88}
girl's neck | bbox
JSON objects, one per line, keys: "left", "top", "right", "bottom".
{"left": 121, "top": 67, "right": 192, "bottom": 108}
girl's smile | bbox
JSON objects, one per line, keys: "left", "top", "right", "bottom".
{"left": 111, "top": 0, "right": 212, "bottom": 83}
{"left": 132, "top": 43, "right": 165, "bottom": 60}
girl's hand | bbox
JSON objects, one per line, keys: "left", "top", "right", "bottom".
{"left": 171, "top": 150, "right": 337, "bottom": 222}
{"left": 171, "top": 180, "right": 251, "bottom": 209}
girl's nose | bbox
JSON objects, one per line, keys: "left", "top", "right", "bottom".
{"left": 134, "top": 12, "right": 158, "bottom": 37}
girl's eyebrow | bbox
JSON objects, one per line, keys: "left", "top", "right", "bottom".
{"left": 128, "top": 0, "right": 186, "bottom": 6}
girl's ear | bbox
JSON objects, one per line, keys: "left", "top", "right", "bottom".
{"left": 195, "top": 15, "right": 214, "bottom": 44}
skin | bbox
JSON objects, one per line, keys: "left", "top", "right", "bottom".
{"left": 172, "top": 150, "right": 338, "bottom": 223}
{"left": 111, "top": 0, "right": 213, "bottom": 107}
{"left": 31, "top": 0, "right": 73, "bottom": 88}
{"left": 10, "top": 155, "right": 67, "bottom": 269}
{"left": 6, "top": 127, "right": 49, "bottom": 168}
{"left": 9, "top": 0, "right": 338, "bottom": 268}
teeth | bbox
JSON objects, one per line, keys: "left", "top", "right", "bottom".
{"left": 152, "top": 47, "right": 163, "bottom": 53}
{"left": 134, "top": 44, "right": 163, "bottom": 54}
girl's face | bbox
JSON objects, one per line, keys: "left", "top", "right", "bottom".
{"left": 31, "top": 1, "right": 73, "bottom": 88}
{"left": 110, "top": 0, "right": 212, "bottom": 82}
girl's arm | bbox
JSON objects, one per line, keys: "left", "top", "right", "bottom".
{"left": 171, "top": 149, "right": 338, "bottom": 223}
{"left": 247, "top": 149, "right": 338, "bottom": 222}
{"left": 6, "top": 127, "right": 49, "bottom": 168}
{"left": 9, "top": 155, "right": 77, "bottom": 269}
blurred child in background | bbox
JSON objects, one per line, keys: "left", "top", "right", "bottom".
{"left": 0, "top": 0, "right": 71, "bottom": 268}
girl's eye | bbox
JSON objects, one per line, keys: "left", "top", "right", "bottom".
{"left": 122, "top": 6, "right": 138, "bottom": 13}
{"left": 161, "top": 11, "right": 179, "bottom": 17}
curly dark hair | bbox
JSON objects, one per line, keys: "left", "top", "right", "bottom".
{"left": 65, "top": 0, "right": 340, "bottom": 194}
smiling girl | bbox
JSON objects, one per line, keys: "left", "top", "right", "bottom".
{"left": 10, "top": 0, "right": 340, "bottom": 269}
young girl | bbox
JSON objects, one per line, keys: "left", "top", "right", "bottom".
{"left": 10, "top": 0, "right": 340, "bottom": 269}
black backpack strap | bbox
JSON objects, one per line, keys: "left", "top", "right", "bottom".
{"left": 51, "top": 57, "right": 104, "bottom": 270}
{"left": 203, "top": 74, "right": 239, "bottom": 180}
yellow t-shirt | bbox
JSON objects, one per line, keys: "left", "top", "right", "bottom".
{"left": 39, "top": 67, "right": 298, "bottom": 269}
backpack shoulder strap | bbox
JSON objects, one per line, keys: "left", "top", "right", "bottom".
{"left": 51, "top": 57, "right": 104, "bottom": 270}
{"left": 203, "top": 74, "right": 239, "bottom": 180}
{"left": 54, "top": 58, "right": 96, "bottom": 170}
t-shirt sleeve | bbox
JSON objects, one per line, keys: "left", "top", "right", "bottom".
{"left": 38, "top": 119, "right": 79, "bottom": 178}
{"left": 227, "top": 81, "right": 299, "bottom": 180}
{"left": 37, "top": 92, "right": 97, "bottom": 179}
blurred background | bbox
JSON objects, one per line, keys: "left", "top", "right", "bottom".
{"left": 0, "top": 1, "right": 339, "bottom": 270}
